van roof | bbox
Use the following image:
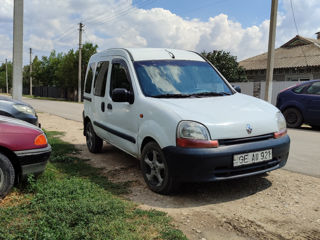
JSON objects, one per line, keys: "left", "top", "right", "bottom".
{"left": 94, "top": 48, "right": 205, "bottom": 62}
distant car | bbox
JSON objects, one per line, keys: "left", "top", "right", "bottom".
{"left": 0, "top": 96, "right": 38, "bottom": 126}
{"left": 0, "top": 116, "right": 51, "bottom": 198}
{"left": 276, "top": 80, "right": 320, "bottom": 128}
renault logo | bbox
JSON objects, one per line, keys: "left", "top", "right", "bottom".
{"left": 246, "top": 124, "right": 252, "bottom": 134}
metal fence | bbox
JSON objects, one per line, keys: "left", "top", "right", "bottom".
{"left": 23, "top": 86, "right": 78, "bottom": 101}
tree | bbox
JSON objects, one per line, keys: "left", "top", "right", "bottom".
{"left": 201, "top": 50, "right": 247, "bottom": 82}
{"left": 0, "top": 61, "right": 12, "bottom": 91}
{"left": 22, "top": 42, "right": 98, "bottom": 90}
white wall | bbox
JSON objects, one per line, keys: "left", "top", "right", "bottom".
{"left": 232, "top": 81, "right": 304, "bottom": 105}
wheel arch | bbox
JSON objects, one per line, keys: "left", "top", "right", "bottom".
{"left": 138, "top": 120, "right": 174, "bottom": 158}
{"left": 280, "top": 101, "right": 304, "bottom": 115}
{"left": 140, "top": 137, "right": 158, "bottom": 156}
{"left": 83, "top": 116, "right": 91, "bottom": 136}
{"left": 0, "top": 147, "right": 21, "bottom": 183}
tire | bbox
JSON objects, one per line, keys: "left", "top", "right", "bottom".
{"left": 311, "top": 125, "right": 320, "bottom": 131}
{"left": 283, "top": 108, "right": 303, "bottom": 128}
{"left": 141, "top": 142, "right": 177, "bottom": 194}
{"left": 0, "top": 153, "right": 15, "bottom": 199}
{"left": 85, "top": 121, "right": 103, "bottom": 153}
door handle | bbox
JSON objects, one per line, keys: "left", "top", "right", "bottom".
{"left": 101, "top": 102, "right": 105, "bottom": 112}
{"left": 107, "top": 103, "right": 112, "bottom": 110}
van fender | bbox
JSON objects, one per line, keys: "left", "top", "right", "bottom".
{"left": 137, "top": 120, "right": 174, "bottom": 156}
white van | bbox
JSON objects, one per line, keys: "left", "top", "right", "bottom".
{"left": 83, "top": 48, "right": 290, "bottom": 194}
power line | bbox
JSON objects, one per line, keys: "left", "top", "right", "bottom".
{"left": 53, "top": 0, "right": 153, "bottom": 43}
{"left": 290, "top": 0, "right": 299, "bottom": 35}
{"left": 88, "top": 0, "right": 157, "bottom": 27}
{"left": 290, "top": 0, "right": 308, "bottom": 67}
{"left": 85, "top": 0, "right": 151, "bottom": 25}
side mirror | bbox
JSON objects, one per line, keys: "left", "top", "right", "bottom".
{"left": 112, "top": 88, "right": 134, "bottom": 104}
{"left": 234, "top": 86, "right": 241, "bottom": 93}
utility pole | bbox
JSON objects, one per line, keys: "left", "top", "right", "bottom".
{"left": 29, "top": 48, "right": 32, "bottom": 96}
{"left": 12, "top": 0, "right": 23, "bottom": 100}
{"left": 5, "top": 59, "right": 8, "bottom": 94}
{"left": 264, "top": 0, "right": 278, "bottom": 103}
{"left": 78, "top": 22, "right": 84, "bottom": 103}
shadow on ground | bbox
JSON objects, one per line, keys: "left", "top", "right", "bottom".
{"left": 63, "top": 143, "right": 274, "bottom": 209}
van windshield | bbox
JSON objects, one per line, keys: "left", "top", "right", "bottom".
{"left": 134, "top": 60, "right": 233, "bottom": 98}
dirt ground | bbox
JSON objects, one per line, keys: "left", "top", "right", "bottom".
{"left": 39, "top": 112, "right": 320, "bottom": 240}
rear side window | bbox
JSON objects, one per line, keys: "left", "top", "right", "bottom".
{"left": 94, "top": 61, "right": 109, "bottom": 97}
{"left": 306, "top": 82, "right": 320, "bottom": 95}
{"left": 109, "top": 63, "right": 131, "bottom": 94}
{"left": 84, "top": 63, "right": 94, "bottom": 93}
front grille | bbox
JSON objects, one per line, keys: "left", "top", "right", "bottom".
{"left": 219, "top": 133, "right": 274, "bottom": 146}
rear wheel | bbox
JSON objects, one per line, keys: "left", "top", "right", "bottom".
{"left": 85, "top": 122, "right": 103, "bottom": 153}
{"left": 311, "top": 125, "right": 320, "bottom": 130}
{"left": 0, "top": 153, "right": 15, "bottom": 199}
{"left": 141, "top": 142, "right": 177, "bottom": 194}
{"left": 283, "top": 108, "right": 303, "bottom": 128}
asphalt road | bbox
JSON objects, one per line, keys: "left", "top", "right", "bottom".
{"left": 22, "top": 97, "right": 83, "bottom": 122}
{"left": 23, "top": 97, "right": 320, "bottom": 178}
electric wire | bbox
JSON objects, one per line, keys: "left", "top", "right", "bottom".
{"left": 53, "top": 0, "right": 155, "bottom": 42}
{"left": 290, "top": 0, "right": 309, "bottom": 67}
{"left": 87, "top": 0, "right": 157, "bottom": 27}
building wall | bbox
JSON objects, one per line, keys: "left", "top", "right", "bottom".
{"left": 232, "top": 81, "right": 302, "bottom": 105}
{"left": 246, "top": 67, "right": 320, "bottom": 82}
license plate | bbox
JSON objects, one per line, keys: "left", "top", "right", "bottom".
{"left": 233, "top": 149, "right": 272, "bottom": 167}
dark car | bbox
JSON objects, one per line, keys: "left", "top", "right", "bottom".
{"left": 0, "top": 96, "right": 38, "bottom": 126}
{"left": 276, "top": 80, "right": 320, "bottom": 128}
{"left": 0, "top": 116, "right": 51, "bottom": 198}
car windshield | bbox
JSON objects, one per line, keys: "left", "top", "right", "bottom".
{"left": 134, "top": 60, "right": 233, "bottom": 98}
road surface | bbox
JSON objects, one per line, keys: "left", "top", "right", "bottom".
{"left": 23, "top": 97, "right": 83, "bottom": 122}
{"left": 23, "top": 97, "right": 320, "bottom": 178}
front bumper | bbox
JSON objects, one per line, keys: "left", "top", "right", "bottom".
{"left": 162, "top": 135, "right": 290, "bottom": 182}
{"left": 14, "top": 145, "right": 51, "bottom": 178}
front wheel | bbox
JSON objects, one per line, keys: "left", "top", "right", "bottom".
{"left": 85, "top": 122, "right": 103, "bottom": 153}
{"left": 283, "top": 108, "right": 303, "bottom": 128}
{"left": 0, "top": 153, "right": 15, "bottom": 199}
{"left": 141, "top": 142, "right": 177, "bottom": 194}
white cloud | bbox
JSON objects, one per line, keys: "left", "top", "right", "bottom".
{"left": 0, "top": 0, "right": 319, "bottom": 64}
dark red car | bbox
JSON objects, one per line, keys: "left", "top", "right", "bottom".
{"left": 0, "top": 116, "right": 51, "bottom": 198}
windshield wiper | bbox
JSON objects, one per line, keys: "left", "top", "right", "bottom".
{"left": 151, "top": 93, "right": 193, "bottom": 98}
{"left": 189, "top": 91, "right": 232, "bottom": 97}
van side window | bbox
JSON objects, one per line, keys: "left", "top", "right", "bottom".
{"left": 94, "top": 61, "right": 109, "bottom": 97}
{"left": 110, "top": 63, "right": 131, "bottom": 95}
{"left": 84, "top": 63, "right": 94, "bottom": 93}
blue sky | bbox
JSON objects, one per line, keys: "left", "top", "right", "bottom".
{"left": 133, "top": 0, "right": 273, "bottom": 28}
{"left": 0, "top": 0, "right": 319, "bottom": 64}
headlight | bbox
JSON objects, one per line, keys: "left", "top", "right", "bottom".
{"left": 176, "top": 121, "right": 218, "bottom": 148}
{"left": 177, "top": 121, "right": 210, "bottom": 140}
{"left": 13, "top": 104, "right": 36, "bottom": 116}
{"left": 276, "top": 111, "right": 286, "bottom": 132}
{"left": 274, "top": 111, "right": 287, "bottom": 138}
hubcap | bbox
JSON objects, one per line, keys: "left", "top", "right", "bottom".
{"left": 144, "top": 150, "right": 165, "bottom": 187}
{"left": 287, "top": 112, "right": 297, "bottom": 124}
{"left": 0, "top": 168, "right": 4, "bottom": 189}
{"left": 86, "top": 125, "right": 93, "bottom": 149}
